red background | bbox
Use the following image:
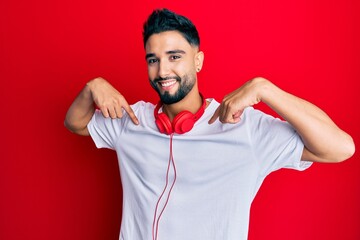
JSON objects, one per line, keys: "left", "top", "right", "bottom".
{"left": 1, "top": 0, "right": 359, "bottom": 239}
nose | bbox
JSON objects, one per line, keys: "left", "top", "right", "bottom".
{"left": 158, "top": 60, "right": 170, "bottom": 78}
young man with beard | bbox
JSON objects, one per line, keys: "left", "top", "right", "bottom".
{"left": 65, "top": 8, "right": 354, "bottom": 240}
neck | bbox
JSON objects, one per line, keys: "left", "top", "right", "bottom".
{"left": 162, "top": 90, "right": 203, "bottom": 121}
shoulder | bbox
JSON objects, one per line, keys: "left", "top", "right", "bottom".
{"left": 131, "top": 101, "right": 156, "bottom": 111}
{"left": 129, "top": 101, "right": 158, "bottom": 129}
{"left": 128, "top": 100, "right": 156, "bottom": 118}
{"left": 242, "top": 107, "right": 296, "bottom": 139}
{"left": 241, "top": 107, "right": 279, "bottom": 124}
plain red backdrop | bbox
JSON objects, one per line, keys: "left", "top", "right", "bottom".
{"left": 1, "top": 0, "right": 359, "bottom": 239}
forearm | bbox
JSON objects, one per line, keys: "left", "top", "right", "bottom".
{"left": 64, "top": 83, "right": 95, "bottom": 136}
{"left": 258, "top": 78, "right": 355, "bottom": 162}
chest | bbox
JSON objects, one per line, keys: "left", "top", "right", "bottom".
{"left": 116, "top": 130, "right": 258, "bottom": 193}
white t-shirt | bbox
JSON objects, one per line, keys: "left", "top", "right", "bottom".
{"left": 87, "top": 99, "right": 311, "bottom": 240}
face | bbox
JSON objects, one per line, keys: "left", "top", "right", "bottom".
{"left": 145, "top": 31, "right": 203, "bottom": 104}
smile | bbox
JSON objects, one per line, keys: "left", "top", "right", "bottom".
{"left": 160, "top": 80, "right": 177, "bottom": 87}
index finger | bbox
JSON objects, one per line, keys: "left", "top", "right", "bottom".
{"left": 123, "top": 103, "right": 139, "bottom": 125}
{"left": 208, "top": 106, "right": 220, "bottom": 124}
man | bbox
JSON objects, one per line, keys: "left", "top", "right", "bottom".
{"left": 65, "top": 9, "right": 354, "bottom": 240}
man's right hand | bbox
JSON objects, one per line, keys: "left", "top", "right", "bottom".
{"left": 88, "top": 77, "right": 139, "bottom": 124}
{"left": 65, "top": 77, "right": 138, "bottom": 136}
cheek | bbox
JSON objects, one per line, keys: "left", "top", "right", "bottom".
{"left": 147, "top": 66, "right": 158, "bottom": 79}
{"left": 175, "top": 60, "right": 196, "bottom": 75}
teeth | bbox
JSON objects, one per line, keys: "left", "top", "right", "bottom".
{"left": 160, "top": 80, "right": 176, "bottom": 87}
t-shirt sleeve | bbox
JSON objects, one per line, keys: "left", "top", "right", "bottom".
{"left": 245, "top": 107, "right": 312, "bottom": 177}
{"left": 87, "top": 109, "right": 124, "bottom": 150}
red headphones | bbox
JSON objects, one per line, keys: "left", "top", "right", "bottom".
{"left": 154, "top": 95, "right": 206, "bottom": 135}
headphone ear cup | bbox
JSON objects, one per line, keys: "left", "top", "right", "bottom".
{"left": 173, "top": 111, "right": 196, "bottom": 134}
{"left": 155, "top": 113, "right": 173, "bottom": 135}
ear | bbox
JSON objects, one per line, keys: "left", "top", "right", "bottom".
{"left": 195, "top": 51, "right": 204, "bottom": 72}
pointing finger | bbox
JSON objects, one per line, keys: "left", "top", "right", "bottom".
{"left": 123, "top": 103, "right": 139, "bottom": 125}
{"left": 208, "top": 106, "right": 220, "bottom": 124}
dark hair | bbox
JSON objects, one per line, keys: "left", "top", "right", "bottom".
{"left": 143, "top": 8, "right": 200, "bottom": 48}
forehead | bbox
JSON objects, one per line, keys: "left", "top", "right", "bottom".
{"left": 145, "top": 30, "right": 194, "bottom": 54}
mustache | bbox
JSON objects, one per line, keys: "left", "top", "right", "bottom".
{"left": 153, "top": 76, "right": 181, "bottom": 83}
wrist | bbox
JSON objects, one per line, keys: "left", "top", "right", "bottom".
{"left": 250, "top": 77, "right": 272, "bottom": 102}
{"left": 86, "top": 77, "right": 106, "bottom": 96}
{"left": 255, "top": 77, "right": 283, "bottom": 108}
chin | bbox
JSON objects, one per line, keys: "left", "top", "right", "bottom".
{"left": 159, "top": 92, "right": 185, "bottom": 105}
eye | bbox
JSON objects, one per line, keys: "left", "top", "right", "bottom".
{"left": 170, "top": 55, "right": 181, "bottom": 60}
{"left": 147, "top": 58, "right": 158, "bottom": 64}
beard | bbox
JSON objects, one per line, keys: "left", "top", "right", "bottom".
{"left": 150, "top": 73, "right": 196, "bottom": 105}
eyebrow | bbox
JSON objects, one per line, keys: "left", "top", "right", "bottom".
{"left": 145, "top": 49, "right": 186, "bottom": 59}
{"left": 166, "top": 49, "right": 186, "bottom": 55}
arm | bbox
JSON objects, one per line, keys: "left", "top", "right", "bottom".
{"left": 209, "top": 77, "right": 355, "bottom": 163}
{"left": 64, "top": 77, "right": 139, "bottom": 136}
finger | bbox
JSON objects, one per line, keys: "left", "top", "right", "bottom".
{"left": 220, "top": 101, "right": 243, "bottom": 124}
{"left": 226, "top": 111, "right": 242, "bottom": 124}
{"left": 217, "top": 99, "right": 232, "bottom": 123}
{"left": 123, "top": 103, "right": 139, "bottom": 125}
{"left": 219, "top": 102, "right": 231, "bottom": 123}
{"left": 114, "top": 103, "right": 123, "bottom": 118}
{"left": 231, "top": 110, "right": 243, "bottom": 123}
{"left": 223, "top": 105, "right": 239, "bottom": 123}
{"left": 208, "top": 106, "right": 220, "bottom": 124}
{"left": 100, "top": 107, "right": 110, "bottom": 118}
{"left": 108, "top": 107, "right": 117, "bottom": 119}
